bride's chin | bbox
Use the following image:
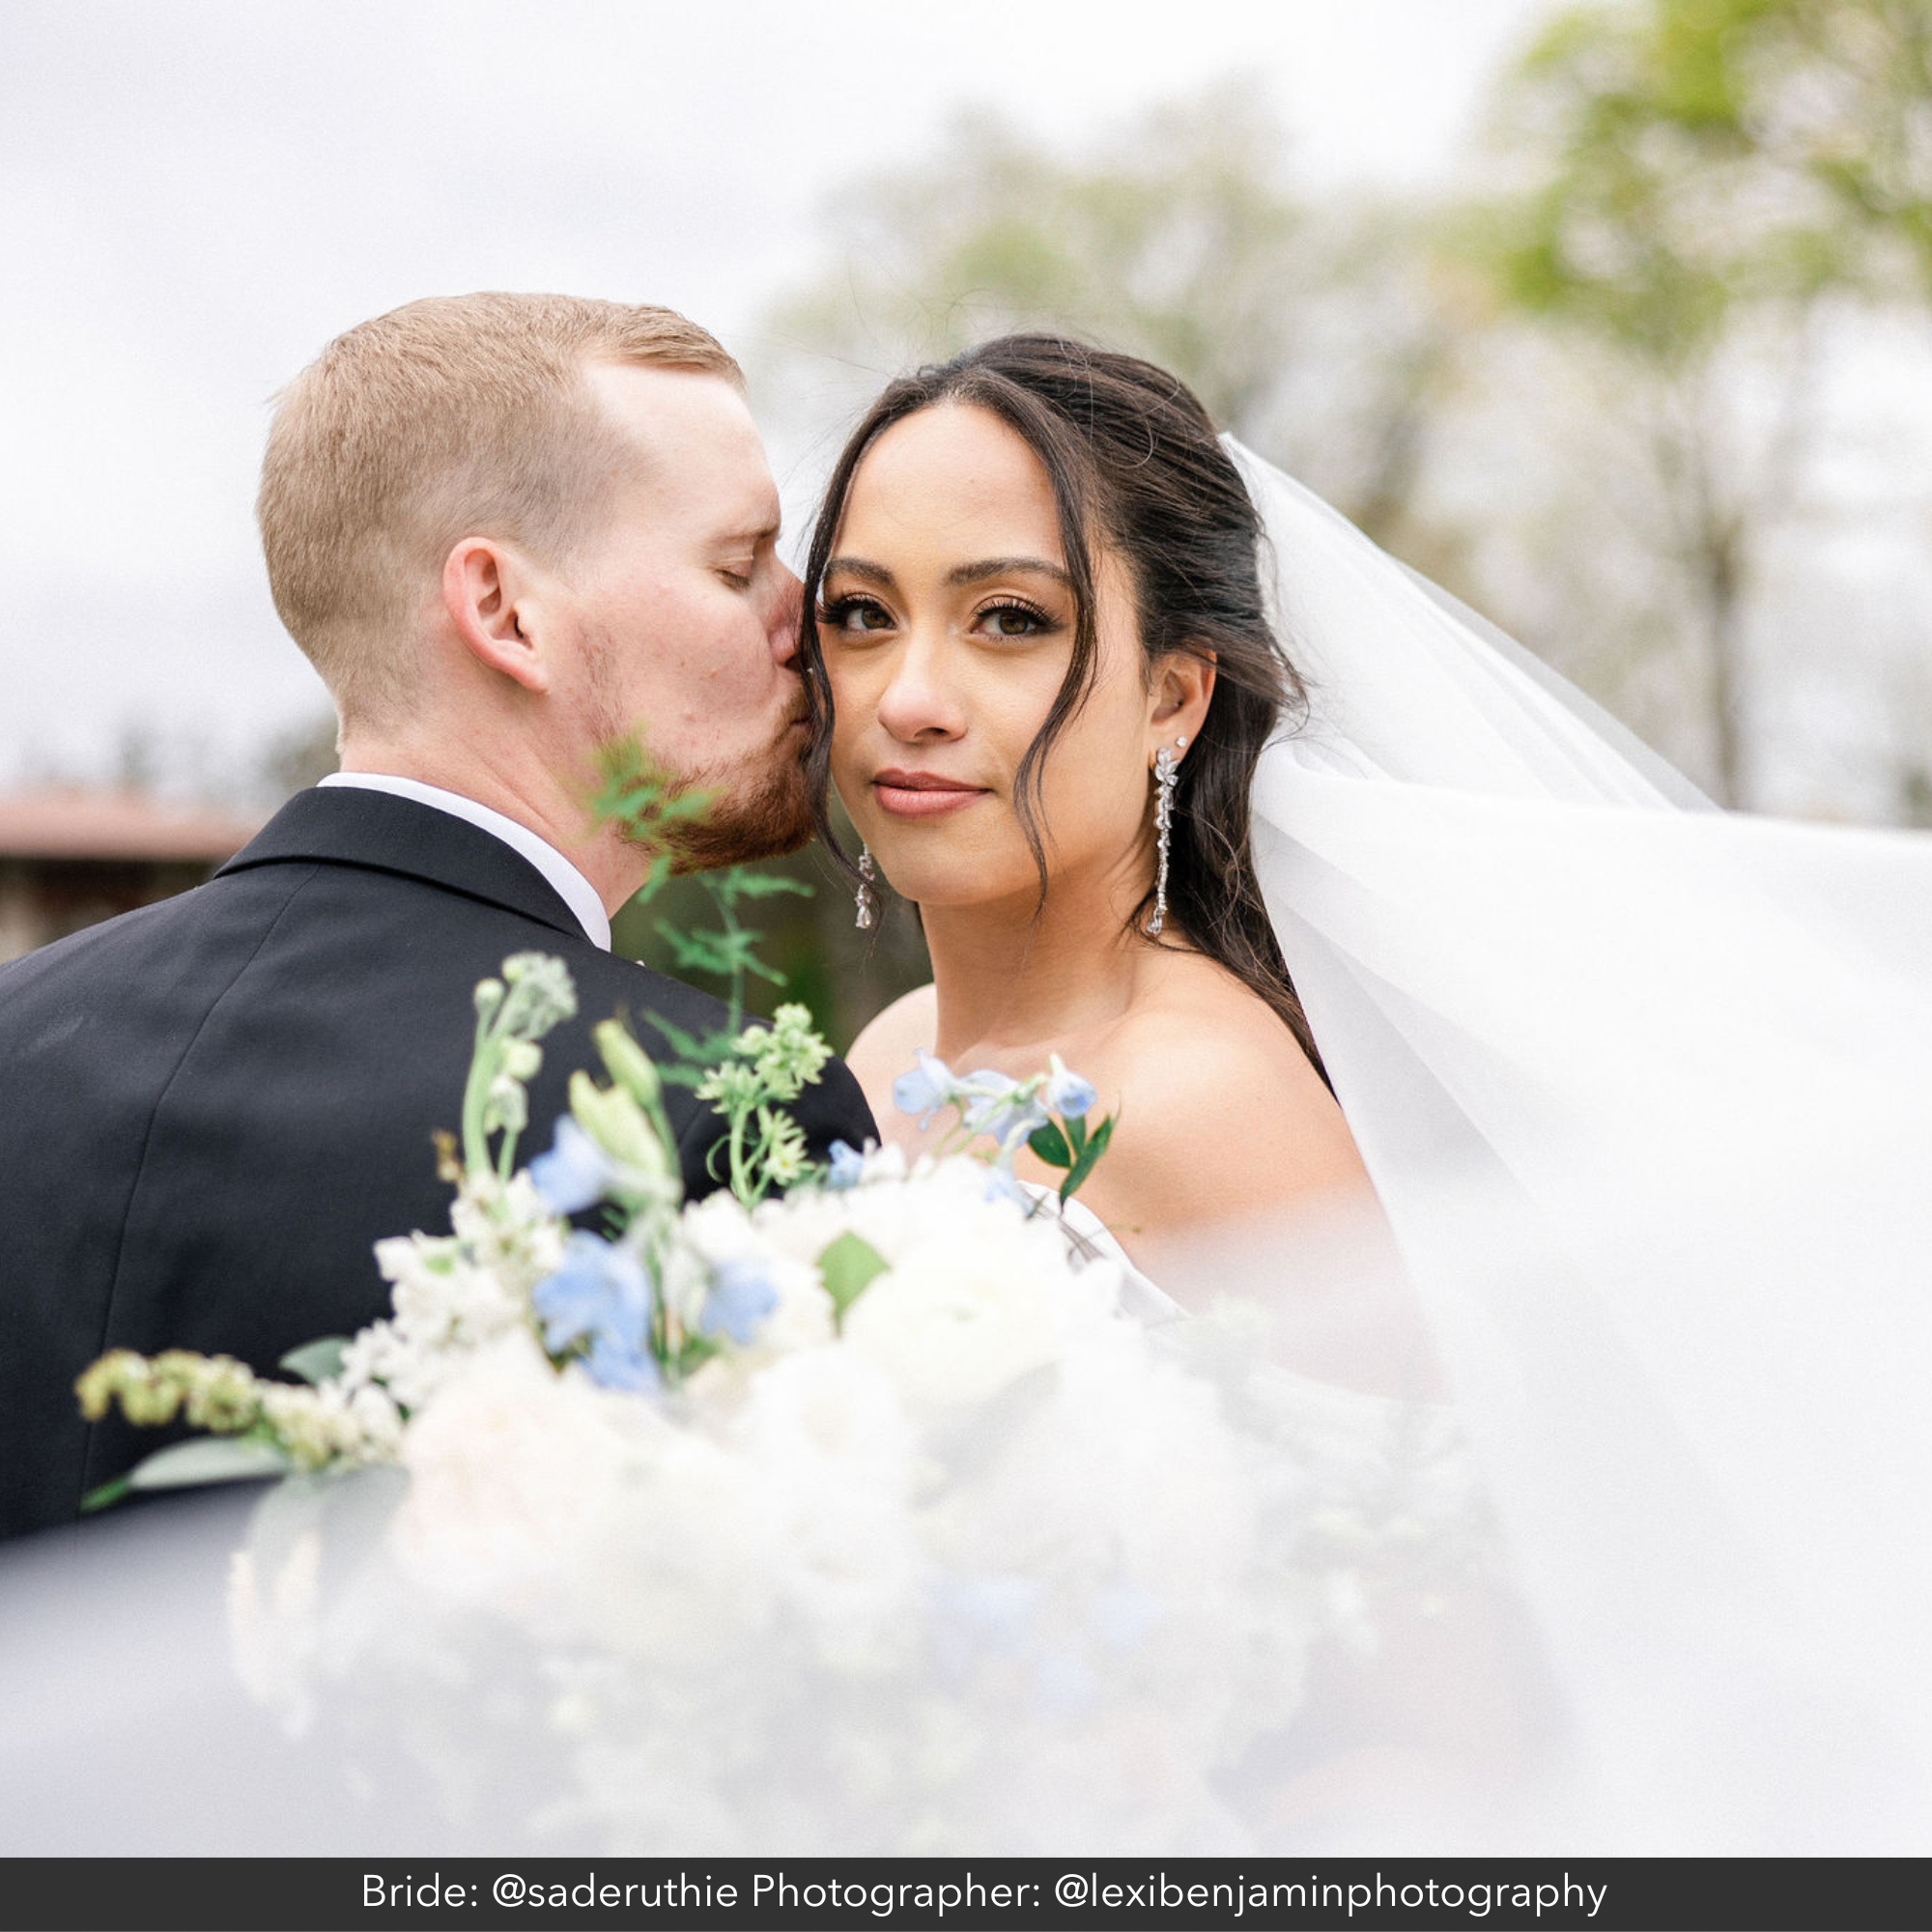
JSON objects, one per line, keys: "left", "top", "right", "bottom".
{"left": 868, "top": 855, "right": 1029, "bottom": 914}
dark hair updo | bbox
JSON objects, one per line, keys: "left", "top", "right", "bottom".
{"left": 799, "top": 332, "right": 1325, "bottom": 1082}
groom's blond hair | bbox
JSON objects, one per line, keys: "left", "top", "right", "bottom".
{"left": 258, "top": 292, "right": 741, "bottom": 725}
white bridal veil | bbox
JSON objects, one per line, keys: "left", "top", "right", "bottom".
{"left": 1, "top": 444, "right": 1927, "bottom": 1861}
{"left": 1221, "top": 440, "right": 1932, "bottom": 1849}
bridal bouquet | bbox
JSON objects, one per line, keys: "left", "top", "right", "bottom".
{"left": 76, "top": 955, "right": 1478, "bottom": 1853}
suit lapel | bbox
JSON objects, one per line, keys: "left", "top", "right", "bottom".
{"left": 217, "top": 787, "right": 588, "bottom": 940}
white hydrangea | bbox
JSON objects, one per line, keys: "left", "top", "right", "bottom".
{"left": 389, "top": 1331, "right": 634, "bottom": 1622}
{"left": 754, "top": 1153, "right": 1126, "bottom": 1412}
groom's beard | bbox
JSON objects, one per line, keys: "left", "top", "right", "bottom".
{"left": 583, "top": 630, "right": 816, "bottom": 873}
{"left": 658, "top": 737, "right": 814, "bottom": 872}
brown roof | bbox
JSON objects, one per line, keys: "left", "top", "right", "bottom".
{"left": 0, "top": 790, "right": 263, "bottom": 863}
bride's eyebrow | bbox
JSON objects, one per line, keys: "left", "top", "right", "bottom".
{"left": 823, "top": 556, "right": 894, "bottom": 586}
{"left": 946, "top": 557, "right": 1070, "bottom": 589}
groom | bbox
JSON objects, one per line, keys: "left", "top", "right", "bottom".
{"left": 0, "top": 293, "right": 876, "bottom": 1542}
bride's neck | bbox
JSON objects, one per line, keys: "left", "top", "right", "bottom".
{"left": 920, "top": 872, "right": 1152, "bottom": 1058}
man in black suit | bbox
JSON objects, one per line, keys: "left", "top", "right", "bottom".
{"left": 0, "top": 294, "right": 876, "bottom": 1540}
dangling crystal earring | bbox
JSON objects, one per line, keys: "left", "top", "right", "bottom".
{"left": 855, "top": 844, "right": 877, "bottom": 930}
{"left": 1144, "top": 735, "right": 1186, "bottom": 937}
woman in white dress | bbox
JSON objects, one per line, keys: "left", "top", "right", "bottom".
{"left": 801, "top": 337, "right": 1373, "bottom": 1282}
{"left": 798, "top": 333, "right": 1932, "bottom": 1849}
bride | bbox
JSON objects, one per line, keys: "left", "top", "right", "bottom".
{"left": 804, "top": 336, "right": 1370, "bottom": 1275}
{"left": 799, "top": 333, "right": 1932, "bottom": 1847}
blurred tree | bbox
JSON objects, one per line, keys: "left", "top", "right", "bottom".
{"left": 761, "top": 80, "right": 1484, "bottom": 558}
{"left": 1478, "top": 0, "right": 1932, "bottom": 807}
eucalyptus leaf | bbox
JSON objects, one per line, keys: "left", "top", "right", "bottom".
{"left": 279, "top": 1336, "right": 351, "bottom": 1387}
{"left": 817, "top": 1230, "right": 890, "bottom": 1321}
{"left": 125, "top": 1435, "right": 293, "bottom": 1493}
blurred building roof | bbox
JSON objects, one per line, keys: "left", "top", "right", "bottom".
{"left": 0, "top": 789, "right": 262, "bottom": 864}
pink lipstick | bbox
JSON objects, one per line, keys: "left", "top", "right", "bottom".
{"left": 872, "top": 769, "right": 988, "bottom": 819}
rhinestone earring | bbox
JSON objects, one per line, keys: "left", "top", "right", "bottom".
{"left": 855, "top": 844, "right": 878, "bottom": 930}
{"left": 1144, "top": 735, "right": 1187, "bottom": 937}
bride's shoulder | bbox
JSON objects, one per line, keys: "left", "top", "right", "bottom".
{"left": 1079, "top": 970, "right": 1367, "bottom": 1236}
{"left": 844, "top": 981, "right": 937, "bottom": 1097}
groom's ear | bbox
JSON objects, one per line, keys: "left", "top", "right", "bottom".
{"left": 1149, "top": 648, "right": 1215, "bottom": 749}
{"left": 441, "top": 538, "right": 551, "bottom": 695}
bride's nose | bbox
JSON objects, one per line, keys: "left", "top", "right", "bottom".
{"left": 875, "top": 635, "right": 967, "bottom": 743}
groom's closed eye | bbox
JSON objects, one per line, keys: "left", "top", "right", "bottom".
{"left": 713, "top": 519, "right": 782, "bottom": 588}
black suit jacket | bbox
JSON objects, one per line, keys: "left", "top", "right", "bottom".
{"left": 0, "top": 785, "right": 875, "bottom": 1540}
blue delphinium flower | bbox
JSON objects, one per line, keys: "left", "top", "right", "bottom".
{"left": 1041, "top": 1054, "right": 1097, "bottom": 1122}
{"left": 892, "top": 1048, "right": 956, "bottom": 1128}
{"left": 699, "top": 1259, "right": 781, "bottom": 1346}
{"left": 825, "top": 1139, "right": 867, "bottom": 1191}
{"left": 532, "top": 1232, "right": 650, "bottom": 1358}
{"left": 953, "top": 1070, "right": 1056, "bottom": 1158}
{"left": 981, "top": 1157, "right": 1031, "bottom": 1207}
{"left": 582, "top": 1332, "right": 662, "bottom": 1393}
{"left": 528, "top": 1115, "right": 614, "bottom": 1216}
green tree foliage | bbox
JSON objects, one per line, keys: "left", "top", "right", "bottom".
{"left": 1474, "top": 0, "right": 1932, "bottom": 806}
{"left": 1488, "top": 0, "right": 1927, "bottom": 354}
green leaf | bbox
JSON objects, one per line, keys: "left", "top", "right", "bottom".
{"left": 816, "top": 1230, "right": 890, "bottom": 1322}
{"left": 1028, "top": 1122, "right": 1072, "bottom": 1168}
{"left": 654, "top": 923, "right": 739, "bottom": 977}
{"left": 278, "top": 1337, "right": 351, "bottom": 1387}
{"left": 628, "top": 852, "right": 674, "bottom": 907}
{"left": 724, "top": 872, "right": 814, "bottom": 900}
{"left": 1059, "top": 1113, "right": 1116, "bottom": 1203}
{"left": 639, "top": 1010, "right": 715, "bottom": 1065}
{"left": 78, "top": 1474, "right": 132, "bottom": 1516}
{"left": 125, "top": 1435, "right": 294, "bottom": 1494}
{"left": 1065, "top": 1114, "right": 1088, "bottom": 1158}
{"left": 671, "top": 1333, "right": 721, "bottom": 1379}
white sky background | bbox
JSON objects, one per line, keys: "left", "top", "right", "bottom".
{"left": 0, "top": 0, "right": 1561, "bottom": 797}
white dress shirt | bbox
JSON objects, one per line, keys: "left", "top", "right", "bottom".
{"left": 318, "top": 772, "right": 612, "bottom": 951}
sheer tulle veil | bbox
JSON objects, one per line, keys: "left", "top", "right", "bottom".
{"left": 1220, "top": 437, "right": 1932, "bottom": 1848}
{"left": 1, "top": 441, "right": 1926, "bottom": 1860}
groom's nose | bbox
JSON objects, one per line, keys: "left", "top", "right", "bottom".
{"left": 769, "top": 564, "right": 803, "bottom": 668}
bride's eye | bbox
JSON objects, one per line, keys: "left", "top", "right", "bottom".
{"left": 817, "top": 594, "right": 895, "bottom": 637}
{"left": 978, "top": 599, "right": 1054, "bottom": 640}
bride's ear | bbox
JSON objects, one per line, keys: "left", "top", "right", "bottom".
{"left": 1148, "top": 649, "right": 1215, "bottom": 756}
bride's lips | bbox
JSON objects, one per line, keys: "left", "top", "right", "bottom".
{"left": 871, "top": 768, "right": 989, "bottom": 819}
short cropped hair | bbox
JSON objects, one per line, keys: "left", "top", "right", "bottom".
{"left": 257, "top": 292, "right": 742, "bottom": 724}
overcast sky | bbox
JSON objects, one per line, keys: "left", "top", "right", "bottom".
{"left": 0, "top": 0, "right": 1558, "bottom": 795}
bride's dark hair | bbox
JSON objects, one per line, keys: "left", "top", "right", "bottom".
{"left": 800, "top": 332, "right": 1325, "bottom": 1081}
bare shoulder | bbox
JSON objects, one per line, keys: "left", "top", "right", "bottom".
{"left": 844, "top": 982, "right": 938, "bottom": 1123}
{"left": 1074, "top": 974, "right": 1369, "bottom": 1240}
